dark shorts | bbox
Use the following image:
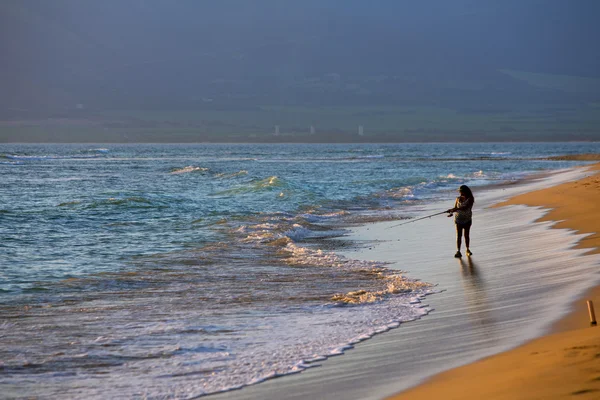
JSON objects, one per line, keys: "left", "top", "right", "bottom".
{"left": 456, "top": 220, "right": 472, "bottom": 229}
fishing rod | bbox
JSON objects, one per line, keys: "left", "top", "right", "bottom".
{"left": 387, "top": 210, "right": 451, "bottom": 229}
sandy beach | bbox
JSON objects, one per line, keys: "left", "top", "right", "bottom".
{"left": 390, "top": 160, "right": 600, "bottom": 400}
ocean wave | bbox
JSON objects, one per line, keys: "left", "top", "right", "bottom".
{"left": 297, "top": 210, "right": 349, "bottom": 223}
{"left": 3, "top": 154, "right": 101, "bottom": 161}
{"left": 282, "top": 242, "right": 383, "bottom": 269}
{"left": 214, "top": 170, "right": 248, "bottom": 179}
{"left": 54, "top": 196, "right": 160, "bottom": 213}
{"left": 170, "top": 166, "right": 210, "bottom": 175}
{"left": 212, "top": 176, "right": 287, "bottom": 196}
{"left": 385, "top": 186, "right": 415, "bottom": 199}
{"left": 237, "top": 222, "right": 280, "bottom": 243}
{"left": 257, "top": 155, "right": 385, "bottom": 163}
{"left": 358, "top": 154, "right": 385, "bottom": 159}
{"left": 83, "top": 196, "right": 163, "bottom": 210}
{"left": 233, "top": 211, "right": 348, "bottom": 247}
{"left": 331, "top": 274, "right": 431, "bottom": 305}
{"left": 237, "top": 223, "right": 310, "bottom": 244}
{"left": 104, "top": 197, "right": 152, "bottom": 205}
{"left": 466, "top": 151, "right": 512, "bottom": 156}
{"left": 22, "top": 286, "right": 50, "bottom": 292}
{"left": 57, "top": 200, "right": 83, "bottom": 207}
{"left": 438, "top": 170, "right": 489, "bottom": 182}
{"left": 255, "top": 176, "right": 284, "bottom": 188}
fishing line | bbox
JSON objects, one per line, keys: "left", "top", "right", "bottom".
{"left": 387, "top": 210, "right": 450, "bottom": 229}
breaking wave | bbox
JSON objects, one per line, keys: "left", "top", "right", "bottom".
{"left": 170, "top": 166, "right": 210, "bottom": 174}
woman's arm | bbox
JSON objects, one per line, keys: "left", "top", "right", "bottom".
{"left": 447, "top": 198, "right": 460, "bottom": 213}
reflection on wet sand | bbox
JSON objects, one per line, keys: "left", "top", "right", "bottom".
{"left": 458, "top": 257, "right": 496, "bottom": 338}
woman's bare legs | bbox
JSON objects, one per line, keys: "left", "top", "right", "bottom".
{"left": 456, "top": 224, "right": 463, "bottom": 251}
{"left": 464, "top": 225, "right": 472, "bottom": 255}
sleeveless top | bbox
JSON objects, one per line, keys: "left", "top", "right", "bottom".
{"left": 454, "top": 196, "right": 473, "bottom": 224}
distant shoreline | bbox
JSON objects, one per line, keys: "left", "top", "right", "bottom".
{"left": 1, "top": 103, "right": 599, "bottom": 143}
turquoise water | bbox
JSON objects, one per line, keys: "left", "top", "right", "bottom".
{"left": 1, "top": 142, "right": 598, "bottom": 397}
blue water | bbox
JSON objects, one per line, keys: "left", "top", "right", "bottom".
{"left": 0, "top": 142, "right": 598, "bottom": 398}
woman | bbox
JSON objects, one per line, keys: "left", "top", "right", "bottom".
{"left": 447, "top": 185, "right": 474, "bottom": 258}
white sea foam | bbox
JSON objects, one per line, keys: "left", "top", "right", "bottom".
{"left": 282, "top": 242, "right": 374, "bottom": 269}
{"left": 387, "top": 187, "right": 414, "bottom": 199}
{"left": 283, "top": 225, "right": 314, "bottom": 241}
{"left": 170, "top": 166, "right": 209, "bottom": 174}
{"left": 361, "top": 155, "right": 385, "bottom": 159}
{"left": 298, "top": 211, "right": 349, "bottom": 222}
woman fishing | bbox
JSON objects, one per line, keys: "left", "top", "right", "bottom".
{"left": 447, "top": 185, "right": 474, "bottom": 258}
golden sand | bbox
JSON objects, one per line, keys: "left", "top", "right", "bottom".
{"left": 390, "top": 161, "right": 600, "bottom": 400}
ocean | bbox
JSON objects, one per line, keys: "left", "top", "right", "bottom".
{"left": 1, "top": 142, "right": 599, "bottom": 398}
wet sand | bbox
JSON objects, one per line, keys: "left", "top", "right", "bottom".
{"left": 390, "top": 162, "right": 600, "bottom": 400}
{"left": 212, "top": 164, "right": 600, "bottom": 400}
{"left": 496, "top": 162, "right": 600, "bottom": 256}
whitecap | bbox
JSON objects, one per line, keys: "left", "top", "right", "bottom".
{"left": 170, "top": 166, "right": 209, "bottom": 175}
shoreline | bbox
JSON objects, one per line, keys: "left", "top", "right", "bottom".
{"left": 389, "top": 161, "right": 600, "bottom": 399}
{"left": 212, "top": 162, "right": 600, "bottom": 400}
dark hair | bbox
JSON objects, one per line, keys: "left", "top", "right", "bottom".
{"left": 459, "top": 185, "right": 474, "bottom": 202}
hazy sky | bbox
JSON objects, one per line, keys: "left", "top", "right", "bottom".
{"left": 1, "top": 1, "right": 599, "bottom": 141}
